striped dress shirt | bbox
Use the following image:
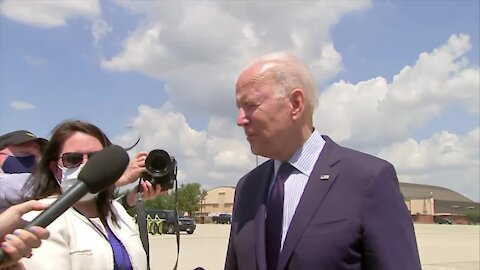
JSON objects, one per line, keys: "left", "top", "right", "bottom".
{"left": 271, "top": 129, "right": 325, "bottom": 250}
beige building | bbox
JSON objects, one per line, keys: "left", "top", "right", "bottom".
{"left": 401, "top": 182, "right": 479, "bottom": 224}
{"left": 200, "top": 186, "right": 235, "bottom": 216}
{"left": 198, "top": 183, "right": 479, "bottom": 224}
{"left": 405, "top": 197, "right": 435, "bottom": 216}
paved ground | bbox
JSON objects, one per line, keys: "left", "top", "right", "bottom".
{"left": 149, "top": 223, "right": 480, "bottom": 270}
{"left": 415, "top": 224, "right": 479, "bottom": 270}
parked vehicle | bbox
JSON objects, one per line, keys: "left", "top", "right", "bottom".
{"left": 212, "top": 213, "right": 232, "bottom": 224}
{"left": 146, "top": 209, "right": 196, "bottom": 234}
{"left": 436, "top": 218, "right": 453, "bottom": 225}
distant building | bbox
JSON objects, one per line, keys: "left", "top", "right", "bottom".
{"left": 198, "top": 182, "right": 479, "bottom": 224}
{"left": 400, "top": 183, "right": 479, "bottom": 224}
{"left": 199, "top": 186, "right": 235, "bottom": 216}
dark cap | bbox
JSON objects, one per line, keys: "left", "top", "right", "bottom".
{"left": 0, "top": 130, "right": 48, "bottom": 151}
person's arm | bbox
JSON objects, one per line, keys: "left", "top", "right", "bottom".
{"left": 224, "top": 223, "right": 238, "bottom": 270}
{"left": 0, "top": 201, "right": 49, "bottom": 268}
{"left": 362, "top": 163, "right": 421, "bottom": 269}
{"left": 0, "top": 173, "right": 31, "bottom": 213}
{"left": 115, "top": 152, "right": 148, "bottom": 187}
{"left": 225, "top": 182, "right": 240, "bottom": 270}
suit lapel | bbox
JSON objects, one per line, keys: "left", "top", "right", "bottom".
{"left": 254, "top": 203, "right": 268, "bottom": 269}
{"left": 277, "top": 136, "right": 341, "bottom": 270}
{"left": 254, "top": 161, "right": 274, "bottom": 270}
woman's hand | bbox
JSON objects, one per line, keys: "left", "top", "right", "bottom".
{"left": 115, "top": 151, "right": 148, "bottom": 187}
{"left": 0, "top": 201, "right": 49, "bottom": 268}
{"left": 123, "top": 180, "right": 169, "bottom": 208}
{"left": 139, "top": 180, "right": 168, "bottom": 200}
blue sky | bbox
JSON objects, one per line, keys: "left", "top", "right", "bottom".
{"left": 1, "top": 0, "right": 478, "bottom": 201}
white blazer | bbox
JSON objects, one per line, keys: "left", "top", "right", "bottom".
{"left": 21, "top": 197, "right": 147, "bottom": 270}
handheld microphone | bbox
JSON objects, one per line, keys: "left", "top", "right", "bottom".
{"left": 0, "top": 145, "right": 129, "bottom": 264}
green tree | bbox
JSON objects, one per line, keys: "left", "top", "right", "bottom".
{"left": 171, "top": 183, "right": 207, "bottom": 217}
{"left": 124, "top": 182, "right": 207, "bottom": 217}
{"left": 144, "top": 190, "right": 175, "bottom": 210}
{"left": 465, "top": 209, "right": 480, "bottom": 224}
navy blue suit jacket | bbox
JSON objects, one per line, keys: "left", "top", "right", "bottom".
{"left": 225, "top": 136, "right": 421, "bottom": 270}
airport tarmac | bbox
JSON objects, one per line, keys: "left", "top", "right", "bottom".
{"left": 149, "top": 223, "right": 480, "bottom": 270}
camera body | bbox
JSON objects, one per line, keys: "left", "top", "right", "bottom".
{"left": 142, "top": 149, "right": 177, "bottom": 191}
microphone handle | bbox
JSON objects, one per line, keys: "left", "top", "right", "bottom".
{"left": 25, "top": 183, "right": 89, "bottom": 229}
{"left": 0, "top": 183, "right": 89, "bottom": 264}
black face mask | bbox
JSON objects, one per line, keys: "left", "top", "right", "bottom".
{"left": 2, "top": 154, "right": 36, "bottom": 173}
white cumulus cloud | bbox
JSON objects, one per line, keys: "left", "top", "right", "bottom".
{"left": 102, "top": 1, "right": 371, "bottom": 121}
{"left": 0, "top": 0, "right": 100, "bottom": 28}
{"left": 114, "top": 105, "right": 255, "bottom": 189}
{"left": 315, "top": 34, "right": 479, "bottom": 148}
{"left": 378, "top": 128, "right": 479, "bottom": 201}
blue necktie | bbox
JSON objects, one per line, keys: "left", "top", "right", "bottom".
{"left": 266, "top": 162, "right": 294, "bottom": 270}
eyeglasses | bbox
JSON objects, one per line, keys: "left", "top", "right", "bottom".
{"left": 59, "top": 152, "right": 98, "bottom": 169}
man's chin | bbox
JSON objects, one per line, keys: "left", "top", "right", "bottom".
{"left": 248, "top": 137, "right": 267, "bottom": 156}
{"left": 250, "top": 146, "right": 263, "bottom": 157}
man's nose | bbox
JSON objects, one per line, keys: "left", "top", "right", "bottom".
{"left": 237, "top": 109, "right": 249, "bottom": 126}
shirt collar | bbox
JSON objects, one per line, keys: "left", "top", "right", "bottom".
{"left": 274, "top": 129, "right": 325, "bottom": 177}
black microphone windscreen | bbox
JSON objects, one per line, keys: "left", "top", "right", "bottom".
{"left": 79, "top": 145, "right": 130, "bottom": 193}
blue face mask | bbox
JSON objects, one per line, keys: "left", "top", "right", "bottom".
{"left": 2, "top": 155, "right": 36, "bottom": 173}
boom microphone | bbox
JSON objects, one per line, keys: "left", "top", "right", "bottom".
{"left": 0, "top": 145, "right": 129, "bottom": 264}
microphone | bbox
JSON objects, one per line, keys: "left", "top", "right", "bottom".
{"left": 0, "top": 145, "right": 129, "bottom": 264}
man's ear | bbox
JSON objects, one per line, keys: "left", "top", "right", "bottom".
{"left": 290, "top": 88, "right": 305, "bottom": 119}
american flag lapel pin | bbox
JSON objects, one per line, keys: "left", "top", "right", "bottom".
{"left": 320, "top": 175, "right": 330, "bottom": 181}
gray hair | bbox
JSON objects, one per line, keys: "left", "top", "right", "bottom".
{"left": 253, "top": 52, "right": 318, "bottom": 110}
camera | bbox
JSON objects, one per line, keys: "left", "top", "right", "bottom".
{"left": 142, "top": 149, "right": 177, "bottom": 191}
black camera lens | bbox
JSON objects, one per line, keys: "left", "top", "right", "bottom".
{"left": 142, "top": 149, "right": 177, "bottom": 191}
{"left": 145, "top": 149, "right": 171, "bottom": 177}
